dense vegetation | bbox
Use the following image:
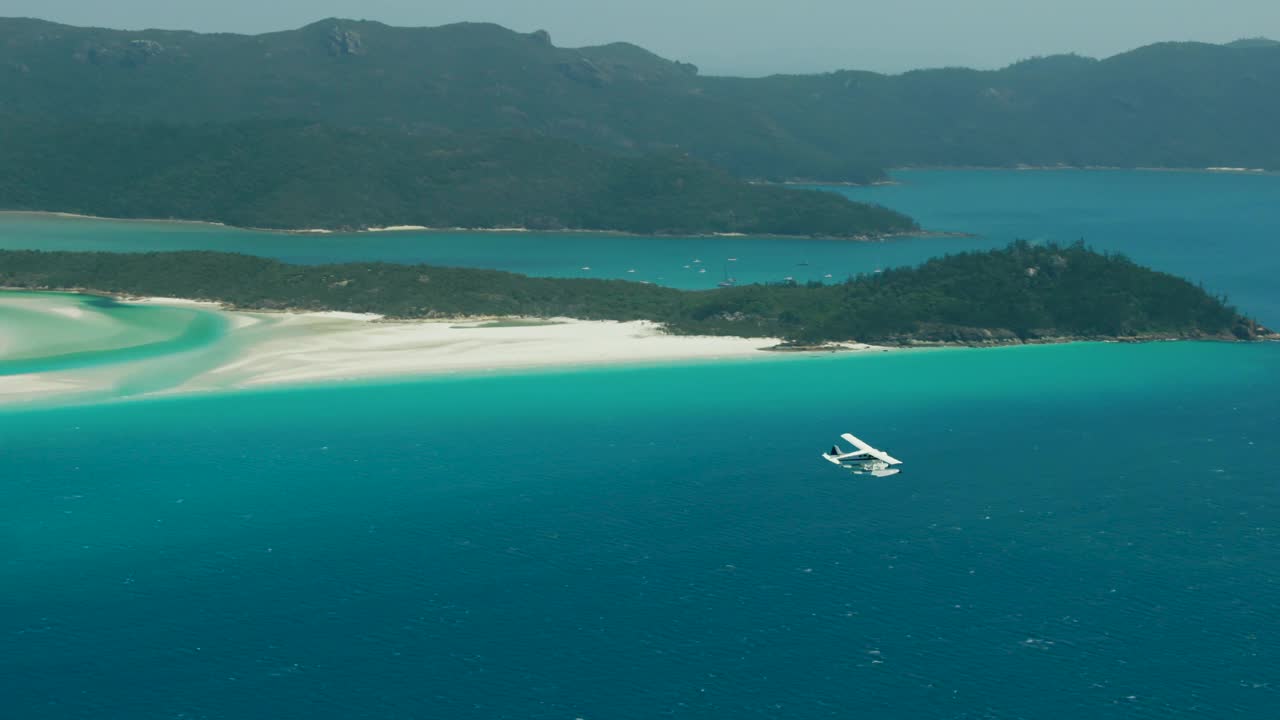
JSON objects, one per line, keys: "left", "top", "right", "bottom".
{"left": 2, "top": 18, "right": 1278, "bottom": 180}
{"left": 719, "top": 42, "right": 1280, "bottom": 172}
{"left": 0, "top": 243, "right": 1264, "bottom": 344}
{"left": 0, "top": 18, "right": 886, "bottom": 182}
{"left": 0, "top": 120, "right": 914, "bottom": 235}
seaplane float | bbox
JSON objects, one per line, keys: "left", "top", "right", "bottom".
{"left": 821, "top": 433, "right": 903, "bottom": 477}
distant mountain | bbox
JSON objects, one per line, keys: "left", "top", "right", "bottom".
{"left": 3, "top": 18, "right": 1280, "bottom": 180}
{"left": 711, "top": 41, "right": 1280, "bottom": 171}
{"left": 1224, "top": 37, "right": 1280, "bottom": 49}
{"left": 0, "top": 119, "right": 915, "bottom": 235}
{"left": 0, "top": 17, "right": 880, "bottom": 182}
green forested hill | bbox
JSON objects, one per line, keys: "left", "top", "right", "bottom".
{"left": 706, "top": 41, "right": 1280, "bottom": 171}
{"left": 0, "top": 18, "right": 881, "bottom": 182}
{"left": 0, "top": 119, "right": 915, "bottom": 235}
{"left": 0, "top": 243, "right": 1264, "bottom": 344}
{"left": 3, "top": 18, "right": 1279, "bottom": 179}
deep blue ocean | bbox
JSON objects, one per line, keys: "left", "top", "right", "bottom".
{"left": 2, "top": 171, "right": 1279, "bottom": 718}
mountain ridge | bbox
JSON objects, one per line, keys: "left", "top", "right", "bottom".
{"left": 5, "top": 17, "right": 1274, "bottom": 75}
{"left": 3, "top": 17, "right": 1279, "bottom": 180}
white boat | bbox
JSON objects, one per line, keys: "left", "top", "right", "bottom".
{"left": 821, "top": 433, "right": 903, "bottom": 477}
{"left": 718, "top": 260, "right": 737, "bottom": 287}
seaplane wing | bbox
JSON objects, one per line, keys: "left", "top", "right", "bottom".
{"left": 840, "top": 433, "right": 903, "bottom": 465}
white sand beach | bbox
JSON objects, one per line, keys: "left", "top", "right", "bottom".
{"left": 364, "top": 225, "right": 431, "bottom": 232}
{"left": 0, "top": 293, "right": 893, "bottom": 406}
{"left": 181, "top": 312, "right": 787, "bottom": 392}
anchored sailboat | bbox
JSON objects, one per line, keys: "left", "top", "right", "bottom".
{"left": 718, "top": 257, "right": 738, "bottom": 287}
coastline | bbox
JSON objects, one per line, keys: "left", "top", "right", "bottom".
{"left": 0, "top": 293, "right": 801, "bottom": 406}
{"left": 887, "top": 164, "right": 1279, "bottom": 176}
{"left": 2, "top": 289, "right": 1269, "bottom": 408}
{"left": 769, "top": 165, "right": 1280, "bottom": 187}
{"left": 178, "top": 310, "right": 791, "bottom": 392}
{"left": 5, "top": 166, "right": 1273, "bottom": 234}
{"left": 0, "top": 210, "right": 915, "bottom": 241}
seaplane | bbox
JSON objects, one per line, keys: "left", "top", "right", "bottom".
{"left": 821, "top": 433, "right": 903, "bottom": 477}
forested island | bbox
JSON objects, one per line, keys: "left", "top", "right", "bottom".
{"left": 0, "top": 120, "right": 914, "bottom": 236}
{"left": 0, "top": 243, "right": 1267, "bottom": 345}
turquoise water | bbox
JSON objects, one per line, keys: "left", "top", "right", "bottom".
{"left": 3, "top": 343, "right": 1278, "bottom": 718}
{"left": 3, "top": 170, "right": 1278, "bottom": 323}
{"left": 837, "top": 170, "right": 1280, "bottom": 325}
{"left": 0, "top": 292, "right": 242, "bottom": 406}
{"left": 0, "top": 293, "right": 228, "bottom": 376}
{"left": 3, "top": 171, "right": 1280, "bottom": 718}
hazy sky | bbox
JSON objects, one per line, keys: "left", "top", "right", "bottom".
{"left": 8, "top": 0, "right": 1279, "bottom": 75}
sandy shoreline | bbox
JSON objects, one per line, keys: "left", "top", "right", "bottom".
{"left": 885, "top": 164, "right": 1278, "bottom": 176}
{"left": 0, "top": 210, "right": 235, "bottom": 228}
{"left": 186, "top": 314, "right": 795, "bottom": 391}
{"left": 0, "top": 210, "right": 906, "bottom": 240}
{"left": 3, "top": 294, "right": 870, "bottom": 406}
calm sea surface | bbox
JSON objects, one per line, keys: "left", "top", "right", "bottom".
{"left": 2, "top": 171, "right": 1278, "bottom": 718}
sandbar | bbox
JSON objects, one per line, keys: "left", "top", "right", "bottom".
{"left": 0, "top": 294, "right": 890, "bottom": 406}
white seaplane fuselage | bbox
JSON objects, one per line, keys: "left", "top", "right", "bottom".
{"left": 822, "top": 433, "right": 903, "bottom": 477}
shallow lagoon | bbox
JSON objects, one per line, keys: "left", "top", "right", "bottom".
{"left": 0, "top": 292, "right": 227, "bottom": 374}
